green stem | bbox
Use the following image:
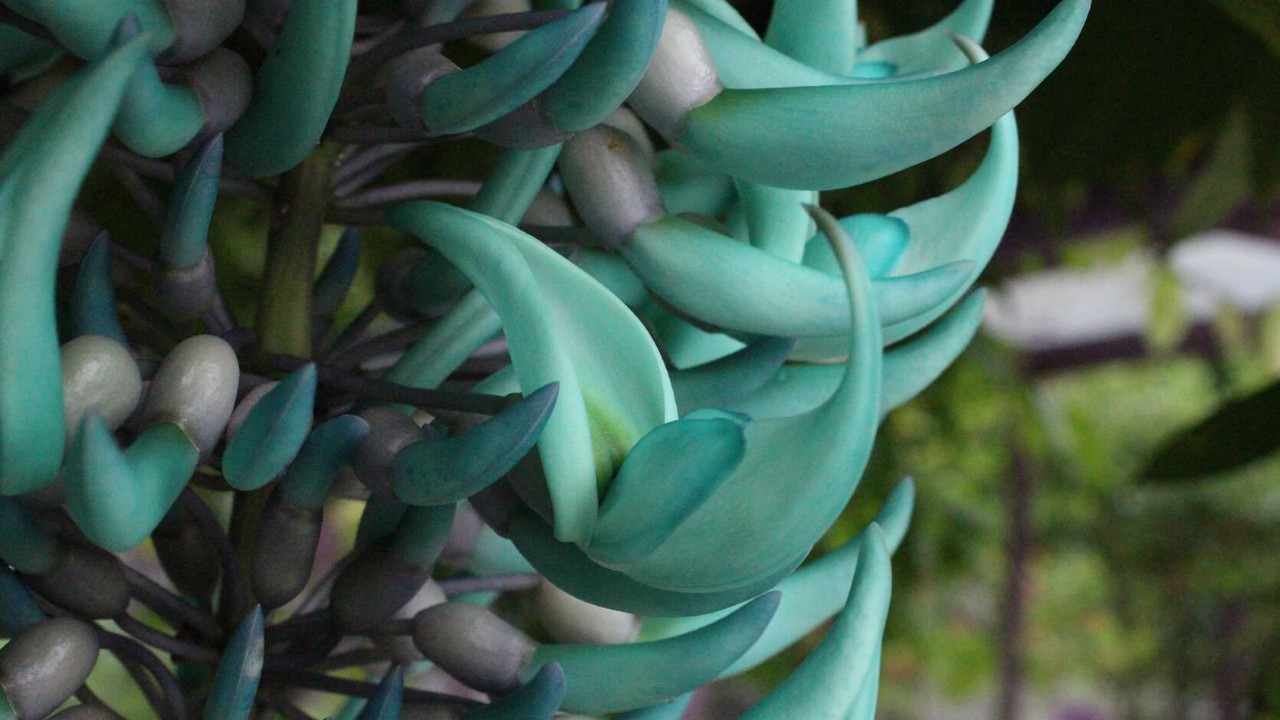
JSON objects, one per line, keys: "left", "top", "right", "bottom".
{"left": 225, "top": 141, "right": 339, "bottom": 626}
{"left": 255, "top": 138, "right": 341, "bottom": 357}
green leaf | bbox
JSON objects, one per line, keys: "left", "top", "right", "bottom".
{"left": 1139, "top": 378, "right": 1280, "bottom": 482}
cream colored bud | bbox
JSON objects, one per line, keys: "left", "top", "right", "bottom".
{"left": 559, "top": 125, "right": 667, "bottom": 249}
{"left": 140, "top": 335, "right": 239, "bottom": 455}
{"left": 61, "top": 335, "right": 143, "bottom": 440}
{"left": 412, "top": 602, "right": 537, "bottom": 694}
{"left": 534, "top": 579, "right": 639, "bottom": 644}
{"left": 627, "top": 8, "right": 722, "bottom": 140}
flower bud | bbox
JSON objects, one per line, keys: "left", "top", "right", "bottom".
{"left": 411, "top": 601, "right": 537, "bottom": 694}
{"left": 154, "top": 250, "right": 218, "bottom": 323}
{"left": 61, "top": 335, "right": 142, "bottom": 440}
{"left": 353, "top": 407, "right": 429, "bottom": 496}
{"left": 627, "top": 9, "right": 722, "bottom": 140}
{"left": 0, "top": 618, "right": 99, "bottom": 720}
{"left": 140, "top": 334, "right": 239, "bottom": 456}
{"left": 159, "top": 0, "right": 245, "bottom": 65}
{"left": 23, "top": 541, "right": 131, "bottom": 619}
{"left": 250, "top": 488, "right": 323, "bottom": 609}
{"left": 182, "top": 48, "right": 253, "bottom": 136}
{"left": 534, "top": 579, "right": 638, "bottom": 645}
{"left": 559, "top": 125, "right": 666, "bottom": 249}
{"left": 387, "top": 48, "right": 459, "bottom": 131}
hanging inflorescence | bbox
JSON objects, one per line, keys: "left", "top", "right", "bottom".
{"left": 0, "top": 0, "right": 1086, "bottom": 718}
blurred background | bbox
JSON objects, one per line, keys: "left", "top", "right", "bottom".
{"left": 699, "top": 1, "right": 1280, "bottom": 719}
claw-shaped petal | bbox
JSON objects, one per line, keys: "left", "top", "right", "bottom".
{"left": 624, "top": 214, "right": 964, "bottom": 337}
{"left": 469, "top": 662, "right": 566, "bottom": 720}
{"left": 69, "top": 233, "right": 126, "bottom": 343}
{"left": 541, "top": 0, "right": 668, "bottom": 132}
{"left": 222, "top": 363, "right": 317, "bottom": 491}
{"left": 109, "top": 15, "right": 203, "bottom": 157}
{"left": 605, "top": 206, "right": 880, "bottom": 594}
{"left": 388, "top": 201, "right": 676, "bottom": 545}
{"left": 224, "top": 0, "right": 357, "bottom": 176}
{"left": 738, "top": 525, "right": 892, "bottom": 719}
{"left": 764, "top": 0, "right": 858, "bottom": 75}
{"left": 0, "top": 566, "right": 45, "bottom": 635}
{"left": 356, "top": 667, "right": 404, "bottom": 720}
{"left": 63, "top": 415, "right": 200, "bottom": 552}
{"left": 726, "top": 291, "right": 986, "bottom": 419}
{"left": 523, "top": 592, "right": 779, "bottom": 715}
{"left": 588, "top": 413, "right": 746, "bottom": 565}
{"left": 670, "top": 337, "right": 792, "bottom": 414}
{"left": 161, "top": 134, "right": 222, "bottom": 271}
{"left": 205, "top": 606, "right": 265, "bottom": 720}
{"left": 2, "top": 0, "right": 174, "bottom": 58}
{"left": 670, "top": 0, "right": 1087, "bottom": 189}
{"left": 392, "top": 383, "right": 559, "bottom": 505}
{"left": 0, "top": 30, "right": 150, "bottom": 494}
{"left": 417, "top": 3, "right": 606, "bottom": 134}
{"left": 859, "top": 0, "right": 994, "bottom": 76}
{"left": 278, "top": 414, "right": 371, "bottom": 510}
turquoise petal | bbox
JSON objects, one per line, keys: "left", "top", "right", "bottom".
{"left": 418, "top": 4, "right": 606, "bottom": 134}
{"left": 575, "top": 249, "right": 650, "bottom": 309}
{"left": 0, "top": 566, "right": 45, "bottom": 634}
{"left": 392, "top": 383, "right": 559, "bottom": 505}
{"left": 637, "top": 477, "right": 912, "bottom": 677}
{"left": 279, "top": 414, "right": 370, "bottom": 511}
{"left": 224, "top": 0, "right": 357, "bottom": 177}
{"left": 69, "top": 233, "right": 126, "bottom": 344}
{"left": 161, "top": 134, "right": 222, "bottom": 271}
{"left": 670, "top": 338, "right": 792, "bottom": 414}
{"left": 0, "top": 32, "right": 149, "bottom": 494}
{"left": 860, "top": 0, "right": 994, "bottom": 76}
{"left": 844, "top": 643, "right": 882, "bottom": 720}
{"left": 611, "top": 206, "right": 880, "bottom": 594}
{"left": 678, "top": 0, "right": 1088, "bottom": 190}
{"left": 624, "top": 214, "right": 961, "bottom": 337}
{"left": 355, "top": 667, "right": 403, "bottom": 720}
{"left": 673, "top": 0, "right": 757, "bottom": 37}
{"left": 63, "top": 416, "right": 200, "bottom": 552}
{"left": 803, "top": 214, "right": 910, "bottom": 280}
{"left": 222, "top": 364, "right": 318, "bottom": 491}
{"left": 3, "top": 0, "right": 174, "bottom": 58}
{"left": 726, "top": 291, "right": 985, "bottom": 419}
{"left": 541, "top": 0, "right": 667, "bottom": 132}
{"left": 389, "top": 503, "right": 456, "bottom": 568}
{"left": 469, "top": 662, "right": 565, "bottom": 720}
{"left": 882, "top": 78, "right": 1017, "bottom": 341}
{"left": 589, "top": 415, "right": 746, "bottom": 565}
{"left": 672, "top": 0, "right": 848, "bottom": 89}
{"left": 0, "top": 496, "right": 57, "bottom": 575}
{"left": 389, "top": 201, "right": 676, "bottom": 545}
{"left": 764, "top": 0, "right": 858, "bottom": 75}
{"left": 881, "top": 290, "right": 985, "bottom": 414}
{"left": 739, "top": 526, "right": 891, "bottom": 719}
{"left": 524, "top": 593, "right": 779, "bottom": 715}
{"left": 736, "top": 181, "right": 815, "bottom": 263}
{"left": 109, "top": 16, "right": 203, "bottom": 157}
{"left": 655, "top": 148, "right": 736, "bottom": 217}
{"left": 312, "top": 227, "right": 361, "bottom": 325}
{"left": 508, "top": 507, "right": 802, "bottom": 616}
{"left": 386, "top": 144, "right": 561, "bottom": 391}
{"left": 205, "top": 606, "right": 265, "bottom": 720}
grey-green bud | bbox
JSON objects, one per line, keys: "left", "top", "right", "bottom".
{"left": 0, "top": 618, "right": 99, "bottom": 720}
{"left": 411, "top": 602, "right": 537, "bottom": 695}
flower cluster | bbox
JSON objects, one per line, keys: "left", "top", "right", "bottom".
{"left": 0, "top": 0, "right": 1084, "bottom": 718}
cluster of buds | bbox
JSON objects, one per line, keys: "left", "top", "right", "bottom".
{"left": 0, "top": 0, "right": 1085, "bottom": 717}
